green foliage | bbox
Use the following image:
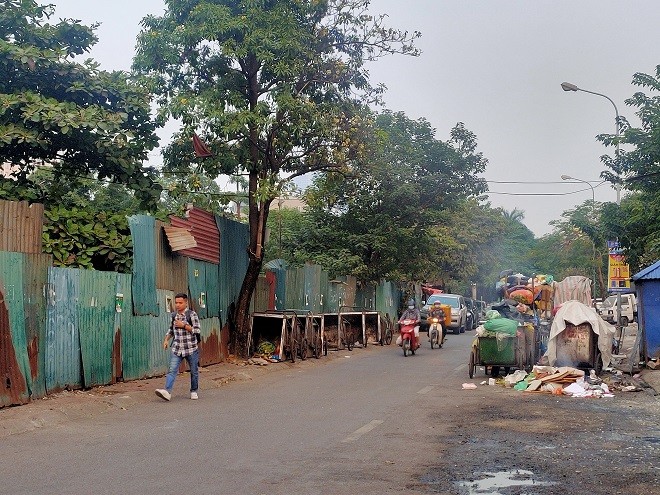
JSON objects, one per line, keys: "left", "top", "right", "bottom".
{"left": 601, "top": 192, "right": 660, "bottom": 272}
{"left": 293, "top": 110, "right": 490, "bottom": 283}
{"left": 133, "top": 0, "right": 420, "bottom": 233}
{"left": 42, "top": 206, "right": 133, "bottom": 272}
{"left": 0, "top": 1, "right": 162, "bottom": 209}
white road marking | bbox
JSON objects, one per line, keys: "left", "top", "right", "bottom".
{"left": 341, "top": 420, "right": 384, "bottom": 443}
{"left": 417, "top": 385, "right": 434, "bottom": 395}
{"left": 453, "top": 363, "right": 466, "bottom": 372}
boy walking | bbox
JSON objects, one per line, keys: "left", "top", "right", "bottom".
{"left": 155, "top": 293, "right": 201, "bottom": 401}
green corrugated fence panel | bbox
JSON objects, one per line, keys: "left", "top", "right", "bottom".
{"left": 45, "top": 267, "right": 82, "bottom": 393}
{"left": 285, "top": 267, "right": 304, "bottom": 310}
{"left": 78, "top": 270, "right": 117, "bottom": 388}
{"left": 129, "top": 215, "right": 159, "bottom": 316}
{"left": 205, "top": 259, "right": 220, "bottom": 318}
{"left": 251, "top": 276, "right": 270, "bottom": 313}
{"left": 148, "top": 289, "right": 174, "bottom": 377}
{"left": 319, "top": 270, "right": 329, "bottom": 314}
{"left": 188, "top": 258, "right": 209, "bottom": 318}
{"left": 117, "top": 273, "right": 152, "bottom": 381}
{"left": 376, "top": 280, "right": 398, "bottom": 322}
{"left": 22, "top": 253, "right": 51, "bottom": 399}
{"left": 216, "top": 216, "right": 249, "bottom": 320}
{"left": 0, "top": 252, "right": 31, "bottom": 406}
{"left": 304, "top": 263, "right": 321, "bottom": 312}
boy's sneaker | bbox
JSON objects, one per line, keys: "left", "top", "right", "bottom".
{"left": 190, "top": 391, "right": 199, "bottom": 400}
{"left": 155, "top": 389, "right": 171, "bottom": 401}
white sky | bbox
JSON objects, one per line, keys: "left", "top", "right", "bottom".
{"left": 49, "top": 0, "right": 660, "bottom": 237}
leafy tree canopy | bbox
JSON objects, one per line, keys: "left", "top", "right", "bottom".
{"left": 300, "top": 110, "right": 489, "bottom": 282}
{"left": 133, "top": 0, "right": 420, "bottom": 356}
{"left": 0, "top": 0, "right": 162, "bottom": 208}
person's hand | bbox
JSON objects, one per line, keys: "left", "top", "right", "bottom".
{"left": 162, "top": 339, "right": 169, "bottom": 349}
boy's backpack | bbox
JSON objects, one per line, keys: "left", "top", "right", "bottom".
{"left": 171, "top": 308, "right": 200, "bottom": 343}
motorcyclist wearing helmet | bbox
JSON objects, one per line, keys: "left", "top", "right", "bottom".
{"left": 428, "top": 300, "right": 447, "bottom": 341}
{"left": 399, "top": 299, "right": 421, "bottom": 341}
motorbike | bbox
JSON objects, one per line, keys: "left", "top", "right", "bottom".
{"left": 399, "top": 319, "right": 420, "bottom": 357}
{"left": 428, "top": 316, "right": 444, "bottom": 349}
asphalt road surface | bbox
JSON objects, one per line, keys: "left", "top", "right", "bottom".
{"left": 0, "top": 330, "right": 658, "bottom": 494}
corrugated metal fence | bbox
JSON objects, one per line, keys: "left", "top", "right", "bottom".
{"left": 0, "top": 204, "right": 403, "bottom": 408}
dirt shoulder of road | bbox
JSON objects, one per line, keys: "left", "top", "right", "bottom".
{"left": 0, "top": 348, "right": 353, "bottom": 439}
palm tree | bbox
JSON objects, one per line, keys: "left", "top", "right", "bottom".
{"left": 502, "top": 208, "right": 525, "bottom": 223}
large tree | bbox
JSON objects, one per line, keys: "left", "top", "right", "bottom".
{"left": 0, "top": 0, "right": 161, "bottom": 208}
{"left": 301, "top": 110, "right": 489, "bottom": 283}
{"left": 597, "top": 66, "right": 660, "bottom": 271}
{"left": 133, "top": 0, "right": 419, "bottom": 356}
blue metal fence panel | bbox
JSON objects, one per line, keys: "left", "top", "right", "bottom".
{"left": 45, "top": 267, "right": 82, "bottom": 393}
{"left": 78, "top": 270, "right": 117, "bottom": 387}
{"left": 0, "top": 252, "right": 31, "bottom": 406}
{"left": 129, "top": 215, "right": 159, "bottom": 316}
{"left": 639, "top": 282, "right": 660, "bottom": 358}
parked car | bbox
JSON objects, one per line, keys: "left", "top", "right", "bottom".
{"left": 421, "top": 294, "right": 467, "bottom": 334}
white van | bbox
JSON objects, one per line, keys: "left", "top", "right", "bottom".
{"left": 598, "top": 294, "right": 637, "bottom": 326}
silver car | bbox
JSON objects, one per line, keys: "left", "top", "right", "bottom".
{"left": 421, "top": 294, "right": 468, "bottom": 334}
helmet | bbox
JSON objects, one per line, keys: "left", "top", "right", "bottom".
{"left": 433, "top": 300, "right": 441, "bottom": 306}
{"left": 407, "top": 298, "right": 415, "bottom": 309}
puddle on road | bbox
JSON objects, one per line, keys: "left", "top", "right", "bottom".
{"left": 458, "top": 469, "right": 556, "bottom": 494}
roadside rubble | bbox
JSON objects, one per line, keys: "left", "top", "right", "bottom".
{"left": 471, "top": 365, "right": 657, "bottom": 398}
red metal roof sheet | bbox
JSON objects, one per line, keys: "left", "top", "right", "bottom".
{"left": 169, "top": 208, "right": 220, "bottom": 264}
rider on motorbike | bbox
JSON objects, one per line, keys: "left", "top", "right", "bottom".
{"left": 428, "top": 300, "right": 447, "bottom": 342}
{"left": 399, "top": 299, "right": 421, "bottom": 346}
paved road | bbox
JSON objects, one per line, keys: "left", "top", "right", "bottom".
{"left": 0, "top": 332, "right": 476, "bottom": 494}
{"left": 2, "top": 329, "right": 658, "bottom": 495}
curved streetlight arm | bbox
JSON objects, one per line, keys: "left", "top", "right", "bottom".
{"left": 560, "top": 81, "right": 621, "bottom": 203}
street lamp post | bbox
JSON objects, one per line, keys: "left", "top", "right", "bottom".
{"left": 561, "top": 175, "right": 597, "bottom": 302}
{"left": 561, "top": 81, "right": 623, "bottom": 340}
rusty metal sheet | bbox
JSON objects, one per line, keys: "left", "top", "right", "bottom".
{"left": 45, "top": 267, "right": 82, "bottom": 393}
{"left": 128, "top": 215, "right": 159, "bottom": 315}
{"left": 0, "top": 252, "right": 31, "bottom": 407}
{"left": 170, "top": 208, "right": 220, "bottom": 264}
{"left": 78, "top": 269, "right": 117, "bottom": 387}
{"left": 22, "top": 253, "right": 51, "bottom": 399}
{"left": 0, "top": 200, "right": 44, "bottom": 253}
{"left": 155, "top": 220, "right": 188, "bottom": 292}
{"left": 199, "top": 316, "right": 222, "bottom": 366}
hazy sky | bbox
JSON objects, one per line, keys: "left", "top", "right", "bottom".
{"left": 49, "top": 0, "right": 660, "bottom": 236}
